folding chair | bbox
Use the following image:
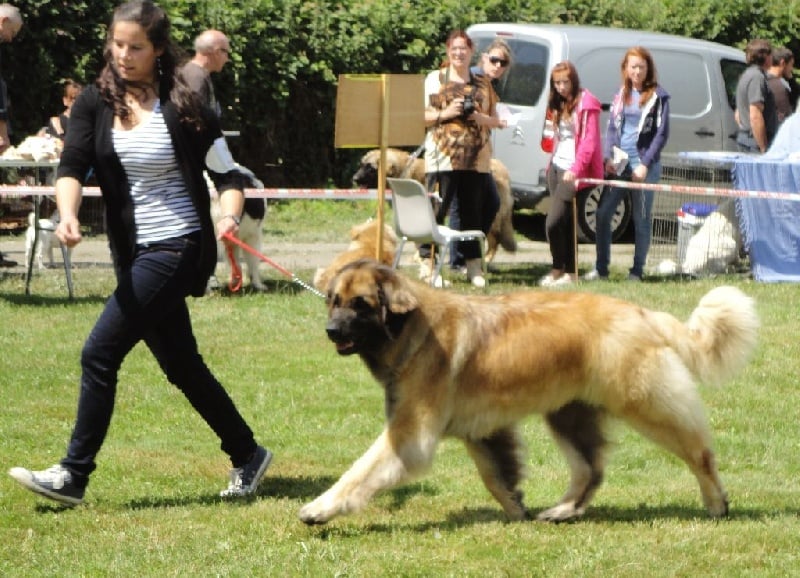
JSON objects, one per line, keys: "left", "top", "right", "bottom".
{"left": 387, "top": 177, "right": 485, "bottom": 287}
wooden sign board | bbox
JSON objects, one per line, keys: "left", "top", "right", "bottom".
{"left": 335, "top": 74, "right": 425, "bottom": 148}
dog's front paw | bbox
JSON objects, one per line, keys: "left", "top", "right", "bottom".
{"left": 298, "top": 495, "right": 338, "bottom": 525}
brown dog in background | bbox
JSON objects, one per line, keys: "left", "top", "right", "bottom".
{"left": 313, "top": 220, "right": 397, "bottom": 292}
{"left": 299, "top": 259, "right": 759, "bottom": 525}
{"left": 352, "top": 148, "right": 517, "bottom": 263}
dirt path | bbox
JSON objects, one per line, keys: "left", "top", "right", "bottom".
{"left": 1, "top": 233, "right": 632, "bottom": 276}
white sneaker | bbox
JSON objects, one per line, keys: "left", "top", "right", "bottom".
{"left": 538, "top": 274, "right": 555, "bottom": 287}
{"left": 583, "top": 270, "right": 608, "bottom": 281}
{"left": 465, "top": 259, "right": 486, "bottom": 288}
{"left": 550, "top": 275, "right": 575, "bottom": 287}
{"left": 9, "top": 464, "right": 84, "bottom": 505}
{"left": 220, "top": 446, "right": 273, "bottom": 498}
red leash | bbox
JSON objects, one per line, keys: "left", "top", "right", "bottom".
{"left": 222, "top": 233, "right": 325, "bottom": 298}
{"left": 225, "top": 244, "right": 243, "bottom": 292}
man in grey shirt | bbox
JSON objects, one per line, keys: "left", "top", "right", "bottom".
{"left": 181, "top": 29, "right": 230, "bottom": 118}
{"left": 735, "top": 39, "right": 778, "bottom": 153}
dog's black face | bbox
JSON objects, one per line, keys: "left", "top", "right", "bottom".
{"left": 325, "top": 260, "right": 417, "bottom": 356}
{"left": 351, "top": 153, "right": 379, "bottom": 188}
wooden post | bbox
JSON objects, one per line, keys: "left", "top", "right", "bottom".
{"left": 376, "top": 75, "right": 391, "bottom": 259}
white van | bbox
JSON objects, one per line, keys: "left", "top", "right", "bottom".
{"left": 466, "top": 23, "right": 746, "bottom": 240}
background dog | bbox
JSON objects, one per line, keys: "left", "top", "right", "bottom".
{"left": 352, "top": 148, "right": 517, "bottom": 263}
{"left": 209, "top": 195, "right": 267, "bottom": 291}
{"left": 313, "top": 219, "right": 397, "bottom": 292}
{"left": 299, "top": 260, "right": 759, "bottom": 525}
{"left": 25, "top": 211, "right": 69, "bottom": 270}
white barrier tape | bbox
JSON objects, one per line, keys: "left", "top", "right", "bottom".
{"left": 0, "top": 185, "right": 384, "bottom": 200}
{"left": 0, "top": 185, "right": 103, "bottom": 197}
{"left": 242, "top": 188, "right": 386, "bottom": 199}
{"left": 574, "top": 178, "right": 800, "bottom": 202}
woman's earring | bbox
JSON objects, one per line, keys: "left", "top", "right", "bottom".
{"left": 157, "top": 57, "right": 162, "bottom": 79}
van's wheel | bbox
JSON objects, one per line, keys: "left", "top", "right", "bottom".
{"left": 576, "top": 186, "right": 631, "bottom": 243}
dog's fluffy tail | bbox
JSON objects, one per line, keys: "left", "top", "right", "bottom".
{"left": 498, "top": 222, "right": 517, "bottom": 253}
{"left": 682, "top": 286, "right": 759, "bottom": 386}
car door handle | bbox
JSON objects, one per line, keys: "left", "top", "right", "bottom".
{"left": 694, "top": 129, "right": 715, "bottom": 137}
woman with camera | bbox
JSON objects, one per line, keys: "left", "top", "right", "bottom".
{"left": 423, "top": 29, "right": 504, "bottom": 288}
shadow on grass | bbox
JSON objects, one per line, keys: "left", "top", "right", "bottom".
{"left": 119, "top": 474, "right": 339, "bottom": 511}
{"left": 486, "top": 263, "right": 550, "bottom": 286}
{"left": 0, "top": 291, "right": 107, "bottom": 306}
{"left": 305, "top": 501, "right": 800, "bottom": 537}
{"left": 209, "top": 277, "right": 321, "bottom": 298}
{"left": 36, "top": 476, "right": 799, "bottom": 529}
{"left": 116, "top": 475, "right": 437, "bottom": 514}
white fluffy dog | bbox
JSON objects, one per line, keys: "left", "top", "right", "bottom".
{"left": 25, "top": 211, "right": 69, "bottom": 270}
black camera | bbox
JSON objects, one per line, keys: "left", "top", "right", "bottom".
{"left": 462, "top": 93, "right": 475, "bottom": 118}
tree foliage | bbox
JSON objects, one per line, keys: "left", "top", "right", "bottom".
{"left": 4, "top": 0, "right": 799, "bottom": 187}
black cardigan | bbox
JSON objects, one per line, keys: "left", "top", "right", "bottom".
{"left": 57, "top": 85, "right": 246, "bottom": 296}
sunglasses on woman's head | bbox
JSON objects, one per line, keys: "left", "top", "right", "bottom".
{"left": 488, "top": 56, "right": 509, "bottom": 67}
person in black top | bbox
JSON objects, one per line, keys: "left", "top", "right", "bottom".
{"left": 44, "top": 79, "right": 83, "bottom": 140}
{"left": 0, "top": 3, "right": 22, "bottom": 268}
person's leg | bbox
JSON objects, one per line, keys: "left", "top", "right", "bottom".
{"left": 60, "top": 236, "right": 203, "bottom": 483}
{"left": 630, "top": 161, "right": 661, "bottom": 278}
{"left": 453, "top": 171, "right": 484, "bottom": 261}
{"left": 594, "top": 185, "right": 625, "bottom": 277}
{"left": 144, "top": 303, "right": 257, "bottom": 467}
{"left": 545, "top": 168, "right": 568, "bottom": 273}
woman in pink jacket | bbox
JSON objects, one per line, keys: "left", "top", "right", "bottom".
{"left": 540, "top": 61, "right": 604, "bottom": 287}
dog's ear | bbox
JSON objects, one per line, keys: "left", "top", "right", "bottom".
{"left": 376, "top": 265, "right": 418, "bottom": 314}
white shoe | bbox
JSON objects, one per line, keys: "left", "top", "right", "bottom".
{"left": 465, "top": 259, "right": 486, "bottom": 288}
{"left": 583, "top": 269, "right": 608, "bottom": 281}
{"left": 550, "top": 274, "right": 575, "bottom": 287}
{"left": 538, "top": 274, "right": 555, "bottom": 287}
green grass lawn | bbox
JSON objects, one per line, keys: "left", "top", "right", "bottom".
{"left": 1, "top": 201, "right": 798, "bottom": 577}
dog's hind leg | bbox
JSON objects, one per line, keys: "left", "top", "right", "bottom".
{"left": 538, "top": 401, "right": 608, "bottom": 522}
{"left": 464, "top": 427, "right": 528, "bottom": 521}
{"left": 619, "top": 373, "right": 728, "bottom": 517}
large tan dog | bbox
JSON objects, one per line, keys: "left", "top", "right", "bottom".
{"left": 313, "top": 219, "right": 398, "bottom": 292}
{"left": 299, "top": 260, "right": 759, "bottom": 525}
{"left": 352, "top": 148, "right": 517, "bottom": 262}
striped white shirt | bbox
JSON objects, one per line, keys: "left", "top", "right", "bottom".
{"left": 112, "top": 101, "right": 201, "bottom": 244}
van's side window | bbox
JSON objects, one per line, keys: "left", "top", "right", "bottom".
{"left": 721, "top": 59, "right": 747, "bottom": 110}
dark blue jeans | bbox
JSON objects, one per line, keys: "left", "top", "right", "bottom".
{"left": 61, "top": 232, "right": 257, "bottom": 486}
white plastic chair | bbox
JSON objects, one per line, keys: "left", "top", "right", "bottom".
{"left": 387, "top": 177, "right": 485, "bottom": 287}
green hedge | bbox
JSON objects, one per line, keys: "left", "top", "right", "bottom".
{"left": 4, "top": 0, "right": 799, "bottom": 188}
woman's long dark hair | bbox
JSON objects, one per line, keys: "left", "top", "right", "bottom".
{"left": 97, "top": 0, "right": 204, "bottom": 127}
{"left": 547, "top": 61, "right": 582, "bottom": 123}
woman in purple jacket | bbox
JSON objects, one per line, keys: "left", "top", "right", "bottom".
{"left": 587, "top": 46, "right": 670, "bottom": 282}
{"left": 540, "top": 61, "right": 603, "bottom": 287}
